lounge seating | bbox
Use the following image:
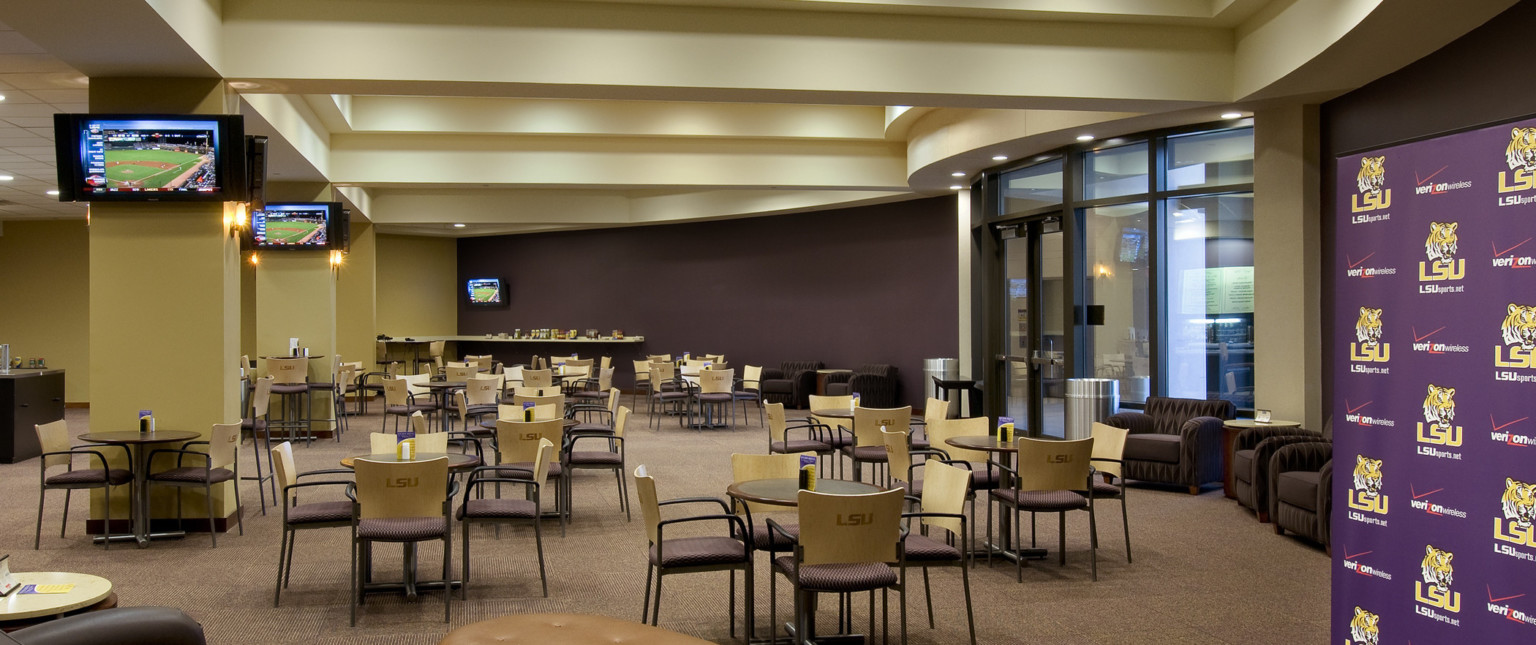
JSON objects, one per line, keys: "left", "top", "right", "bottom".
{"left": 7, "top": 607, "right": 206, "bottom": 645}
{"left": 759, "top": 361, "right": 822, "bottom": 410}
{"left": 1103, "top": 397, "right": 1235, "bottom": 494}
{"left": 825, "top": 364, "right": 901, "bottom": 408}
{"left": 1232, "top": 425, "right": 1320, "bottom": 522}
{"left": 1270, "top": 440, "right": 1332, "bottom": 551}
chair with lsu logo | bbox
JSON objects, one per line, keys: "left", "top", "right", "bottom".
{"left": 634, "top": 465, "right": 754, "bottom": 639}
{"left": 458, "top": 438, "right": 555, "bottom": 598}
{"left": 33, "top": 420, "right": 133, "bottom": 550}
{"left": 495, "top": 418, "right": 570, "bottom": 536}
{"left": 566, "top": 406, "right": 633, "bottom": 522}
{"left": 988, "top": 436, "right": 1098, "bottom": 582}
{"left": 271, "top": 441, "right": 353, "bottom": 607}
{"left": 900, "top": 460, "right": 977, "bottom": 644}
{"left": 768, "top": 487, "right": 908, "bottom": 645}
{"left": 838, "top": 406, "right": 912, "bottom": 485}
{"left": 144, "top": 423, "right": 245, "bottom": 548}
{"left": 1269, "top": 418, "right": 1333, "bottom": 552}
{"left": 347, "top": 455, "right": 454, "bottom": 626}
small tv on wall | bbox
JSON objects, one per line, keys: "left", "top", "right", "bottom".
{"left": 251, "top": 202, "right": 345, "bottom": 250}
{"left": 53, "top": 113, "right": 247, "bottom": 202}
{"left": 466, "top": 278, "right": 507, "bottom": 306}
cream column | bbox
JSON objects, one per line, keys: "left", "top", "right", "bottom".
{"left": 87, "top": 78, "right": 243, "bottom": 525}
{"left": 956, "top": 189, "right": 973, "bottom": 380}
{"left": 255, "top": 183, "right": 339, "bottom": 436}
{"left": 336, "top": 219, "right": 377, "bottom": 373}
{"left": 1253, "top": 104, "right": 1324, "bottom": 431}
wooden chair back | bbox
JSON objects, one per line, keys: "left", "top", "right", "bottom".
{"left": 271, "top": 441, "right": 297, "bottom": 496}
{"left": 565, "top": 358, "right": 594, "bottom": 371}
{"left": 429, "top": 340, "right": 446, "bottom": 367}
{"left": 635, "top": 465, "right": 661, "bottom": 544}
{"left": 1090, "top": 422, "right": 1129, "bottom": 480}
{"left": 522, "top": 369, "right": 553, "bottom": 388}
{"left": 465, "top": 355, "right": 494, "bottom": 372}
{"left": 410, "top": 411, "right": 434, "bottom": 434}
{"left": 593, "top": 367, "right": 615, "bottom": 391}
{"left": 36, "top": 420, "right": 71, "bottom": 469}
{"left": 918, "top": 460, "right": 970, "bottom": 537}
{"left": 499, "top": 403, "right": 559, "bottom": 421}
{"left": 807, "top": 394, "right": 852, "bottom": 434}
{"left": 495, "top": 418, "right": 565, "bottom": 465}
{"left": 699, "top": 368, "right": 733, "bottom": 395}
{"left": 513, "top": 386, "right": 561, "bottom": 397}
{"left": 1013, "top": 437, "right": 1095, "bottom": 492}
{"left": 267, "top": 357, "right": 308, "bottom": 385}
{"left": 923, "top": 397, "right": 948, "bottom": 427}
{"left": 632, "top": 360, "right": 652, "bottom": 387}
{"left": 511, "top": 393, "right": 565, "bottom": 412}
{"left": 353, "top": 457, "right": 449, "bottom": 520}
{"left": 796, "top": 488, "right": 904, "bottom": 566}
{"left": 703, "top": 354, "right": 726, "bottom": 364}
{"left": 528, "top": 438, "right": 555, "bottom": 488}
{"left": 765, "top": 402, "right": 790, "bottom": 443}
{"left": 383, "top": 378, "right": 410, "bottom": 406}
{"left": 446, "top": 365, "right": 476, "bottom": 383}
{"left": 853, "top": 406, "right": 911, "bottom": 449}
{"left": 881, "top": 428, "right": 912, "bottom": 482}
{"left": 370, "top": 432, "right": 398, "bottom": 455}
{"left": 415, "top": 431, "right": 448, "bottom": 454}
{"left": 926, "top": 416, "right": 990, "bottom": 464}
{"left": 614, "top": 406, "right": 631, "bottom": 439}
{"left": 557, "top": 364, "right": 591, "bottom": 380}
{"left": 208, "top": 423, "right": 241, "bottom": 471}
{"left": 742, "top": 365, "right": 762, "bottom": 390}
{"left": 731, "top": 452, "right": 810, "bottom": 515}
{"left": 647, "top": 354, "right": 672, "bottom": 362}
{"left": 466, "top": 375, "right": 500, "bottom": 406}
{"left": 599, "top": 356, "right": 612, "bottom": 371}
{"left": 385, "top": 361, "right": 403, "bottom": 378}
{"left": 649, "top": 363, "right": 676, "bottom": 383}
{"left": 251, "top": 376, "right": 274, "bottom": 417}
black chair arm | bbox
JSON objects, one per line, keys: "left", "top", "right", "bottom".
{"left": 658, "top": 496, "right": 732, "bottom": 514}
{"left": 41, "top": 449, "right": 118, "bottom": 474}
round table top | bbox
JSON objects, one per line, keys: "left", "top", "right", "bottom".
{"left": 726, "top": 478, "right": 885, "bottom": 507}
{"left": 420, "top": 381, "right": 467, "bottom": 389}
{"left": 440, "top": 612, "right": 713, "bottom": 645}
{"left": 341, "top": 452, "right": 482, "bottom": 470}
{"left": 78, "top": 429, "right": 202, "bottom": 445}
{"left": 810, "top": 408, "right": 855, "bottom": 420}
{"left": 1223, "top": 419, "right": 1302, "bottom": 429}
{"left": 260, "top": 355, "right": 326, "bottom": 360}
{"left": 480, "top": 418, "right": 579, "bottom": 431}
{"left": 0, "top": 572, "right": 113, "bottom": 621}
{"left": 945, "top": 435, "right": 1019, "bottom": 453}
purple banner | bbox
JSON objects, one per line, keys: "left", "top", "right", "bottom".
{"left": 1334, "top": 117, "right": 1536, "bottom": 643}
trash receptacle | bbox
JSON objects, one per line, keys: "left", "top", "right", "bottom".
{"left": 923, "top": 358, "right": 959, "bottom": 416}
{"left": 1065, "top": 378, "right": 1119, "bottom": 441}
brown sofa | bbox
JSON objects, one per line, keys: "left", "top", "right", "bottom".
{"left": 1270, "top": 439, "right": 1332, "bottom": 551}
{"left": 1233, "top": 425, "right": 1321, "bottom": 522}
{"left": 1103, "top": 397, "right": 1235, "bottom": 494}
{"left": 759, "top": 361, "right": 822, "bottom": 409}
{"left": 823, "top": 364, "right": 900, "bottom": 408}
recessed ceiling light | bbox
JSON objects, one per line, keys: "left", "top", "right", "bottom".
{"left": 0, "top": 94, "right": 6, "bottom": 101}
{"left": 1221, "top": 112, "right": 1243, "bottom": 119}
{"left": 452, "top": 223, "right": 466, "bottom": 228}
{"left": 949, "top": 185, "right": 963, "bottom": 190}
{"left": 1076, "top": 134, "right": 1094, "bottom": 142}
{"left": 992, "top": 155, "right": 1008, "bottom": 161}
{"left": 46, "top": 190, "right": 59, "bottom": 196}
{"left": 951, "top": 171, "right": 965, "bottom": 177}
{"left": 0, "top": 175, "right": 12, "bottom": 181}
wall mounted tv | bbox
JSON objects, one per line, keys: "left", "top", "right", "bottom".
{"left": 53, "top": 113, "right": 247, "bottom": 202}
{"left": 251, "top": 202, "right": 346, "bottom": 250}
{"left": 466, "top": 278, "right": 507, "bottom": 306}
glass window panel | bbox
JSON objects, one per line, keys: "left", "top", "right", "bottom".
{"left": 1083, "top": 142, "right": 1148, "bottom": 200}
{"left": 1162, "top": 193, "right": 1255, "bottom": 409}
{"left": 1000, "top": 159, "right": 1063, "bottom": 215}
{"left": 1083, "top": 203, "right": 1151, "bottom": 404}
{"left": 1167, "top": 128, "right": 1254, "bottom": 190}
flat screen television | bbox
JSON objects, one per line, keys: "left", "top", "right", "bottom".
{"left": 1118, "top": 228, "right": 1146, "bottom": 263}
{"left": 466, "top": 278, "right": 507, "bottom": 305}
{"left": 53, "top": 113, "right": 247, "bottom": 202}
{"left": 251, "top": 202, "right": 345, "bottom": 250}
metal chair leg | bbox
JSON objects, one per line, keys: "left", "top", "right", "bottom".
{"left": 35, "top": 488, "right": 46, "bottom": 549}
{"left": 60, "top": 489, "right": 71, "bottom": 539}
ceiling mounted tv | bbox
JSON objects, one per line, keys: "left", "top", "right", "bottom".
{"left": 53, "top": 113, "right": 247, "bottom": 202}
{"left": 251, "top": 202, "right": 346, "bottom": 250}
{"left": 466, "top": 278, "right": 507, "bottom": 306}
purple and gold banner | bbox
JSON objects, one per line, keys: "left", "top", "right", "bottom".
{"left": 1334, "top": 118, "right": 1536, "bottom": 644}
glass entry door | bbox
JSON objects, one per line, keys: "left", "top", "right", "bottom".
{"left": 1001, "top": 218, "right": 1067, "bottom": 438}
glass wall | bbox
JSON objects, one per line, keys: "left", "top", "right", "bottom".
{"left": 1083, "top": 203, "right": 1151, "bottom": 403}
{"left": 1001, "top": 158, "right": 1063, "bottom": 215}
{"left": 1163, "top": 193, "right": 1255, "bottom": 407}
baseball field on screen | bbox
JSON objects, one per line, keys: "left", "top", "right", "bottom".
{"left": 471, "top": 286, "right": 500, "bottom": 303}
{"left": 103, "top": 148, "right": 207, "bottom": 189}
{"left": 262, "top": 220, "right": 325, "bottom": 245}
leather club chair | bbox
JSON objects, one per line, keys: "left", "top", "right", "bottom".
{"left": 1233, "top": 425, "right": 1320, "bottom": 522}
{"left": 8, "top": 607, "right": 206, "bottom": 645}
{"left": 759, "top": 360, "right": 822, "bottom": 410}
{"left": 1103, "top": 396, "right": 1235, "bottom": 494}
{"left": 824, "top": 363, "right": 901, "bottom": 408}
{"left": 1270, "top": 438, "right": 1333, "bottom": 552}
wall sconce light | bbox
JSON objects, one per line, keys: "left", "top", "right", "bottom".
{"left": 1095, "top": 264, "right": 1112, "bottom": 278}
{"left": 225, "top": 203, "right": 249, "bottom": 238}
{"left": 249, "top": 252, "right": 260, "bottom": 267}
{"left": 329, "top": 250, "right": 344, "bottom": 272}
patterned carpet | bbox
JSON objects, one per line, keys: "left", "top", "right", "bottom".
{"left": 3, "top": 403, "right": 1328, "bottom": 644}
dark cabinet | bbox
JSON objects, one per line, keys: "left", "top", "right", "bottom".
{"left": 1, "top": 369, "right": 66, "bottom": 463}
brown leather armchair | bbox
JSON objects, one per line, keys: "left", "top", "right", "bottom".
{"left": 1271, "top": 439, "right": 1333, "bottom": 551}
{"left": 1103, "top": 397, "right": 1235, "bottom": 494}
{"left": 8, "top": 608, "right": 206, "bottom": 645}
{"left": 823, "top": 363, "right": 900, "bottom": 408}
{"left": 759, "top": 360, "right": 822, "bottom": 409}
{"left": 1233, "top": 426, "right": 1321, "bottom": 522}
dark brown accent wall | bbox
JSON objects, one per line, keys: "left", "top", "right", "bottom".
{"left": 1319, "top": 0, "right": 1534, "bottom": 420}
{"left": 458, "top": 196, "right": 959, "bottom": 407}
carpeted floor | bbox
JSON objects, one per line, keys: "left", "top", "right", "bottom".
{"left": 4, "top": 403, "right": 1328, "bottom": 644}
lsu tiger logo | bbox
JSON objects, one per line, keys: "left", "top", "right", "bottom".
{"left": 1351, "top": 308, "right": 1389, "bottom": 362}
{"left": 1497, "top": 303, "right": 1536, "bottom": 369}
{"left": 1422, "top": 385, "right": 1455, "bottom": 432}
{"left": 1348, "top": 607, "right": 1380, "bottom": 645}
{"left": 1415, "top": 545, "right": 1461, "bottom": 612}
{"left": 1504, "top": 478, "right": 1536, "bottom": 529}
{"left": 1508, "top": 127, "right": 1536, "bottom": 172}
{"left": 1419, "top": 222, "right": 1465, "bottom": 281}
{"left": 1353, "top": 156, "right": 1391, "bottom": 212}
{"left": 1348, "top": 455, "right": 1388, "bottom": 514}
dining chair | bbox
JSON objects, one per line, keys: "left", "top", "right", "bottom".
{"left": 922, "top": 416, "right": 1002, "bottom": 552}
{"left": 768, "top": 488, "right": 907, "bottom": 645}
{"left": 455, "top": 374, "right": 501, "bottom": 433}
{"left": 881, "top": 428, "right": 958, "bottom": 495}
{"left": 241, "top": 375, "right": 276, "bottom": 512}
{"left": 570, "top": 367, "right": 615, "bottom": 406}
{"left": 631, "top": 359, "right": 653, "bottom": 410}
{"left": 428, "top": 340, "right": 447, "bottom": 375}
{"left": 445, "top": 364, "right": 476, "bottom": 383}
{"left": 499, "top": 402, "right": 561, "bottom": 423}
{"left": 266, "top": 357, "right": 312, "bottom": 445}
{"left": 459, "top": 438, "right": 554, "bottom": 598}
{"left": 465, "top": 354, "right": 496, "bottom": 373}
{"left": 495, "top": 418, "right": 570, "bottom": 535}
{"left": 570, "top": 387, "right": 622, "bottom": 436}
{"left": 34, "top": 420, "right": 132, "bottom": 549}
{"left": 348, "top": 456, "right": 454, "bottom": 626}
{"left": 567, "top": 406, "right": 632, "bottom": 521}
{"left": 900, "top": 460, "right": 976, "bottom": 643}
{"left": 382, "top": 378, "right": 435, "bottom": 433}
{"left": 990, "top": 437, "right": 1098, "bottom": 581}
{"left": 306, "top": 357, "right": 350, "bottom": 444}
{"left": 765, "top": 402, "right": 836, "bottom": 478}
{"left": 635, "top": 465, "right": 753, "bottom": 639}
{"left": 733, "top": 365, "right": 765, "bottom": 426}
{"left": 840, "top": 406, "right": 912, "bottom": 484}
{"left": 729, "top": 452, "right": 811, "bottom": 563}
{"left": 694, "top": 368, "right": 736, "bottom": 429}
{"left": 145, "top": 423, "right": 244, "bottom": 548}
{"left": 270, "top": 441, "right": 352, "bottom": 607}
{"left": 522, "top": 369, "right": 554, "bottom": 389}
{"left": 648, "top": 364, "right": 690, "bottom": 429}
{"left": 806, "top": 394, "right": 856, "bottom": 464}
{"left": 1084, "top": 421, "right": 1133, "bottom": 563}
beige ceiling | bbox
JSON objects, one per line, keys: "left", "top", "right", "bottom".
{"left": 0, "top": 0, "right": 1519, "bottom": 234}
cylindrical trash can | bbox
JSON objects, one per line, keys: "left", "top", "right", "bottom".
{"left": 923, "top": 358, "right": 960, "bottom": 416}
{"left": 1065, "top": 378, "right": 1119, "bottom": 441}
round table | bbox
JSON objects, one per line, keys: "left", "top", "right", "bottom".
{"left": 77, "top": 430, "right": 202, "bottom": 548}
{"left": 418, "top": 381, "right": 467, "bottom": 432}
{"left": 0, "top": 572, "right": 115, "bottom": 629}
{"left": 942, "top": 435, "right": 1049, "bottom": 562}
{"left": 440, "top": 612, "right": 713, "bottom": 645}
{"left": 340, "top": 452, "right": 481, "bottom": 470}
{"left": 1221, "top": 418, "right": 1303, "bottom": 498}
{"left": 944, "top": 434, "right": 1019, "bottom": 453}
{"left": 479, "top": 417, "right": 579, "bottom": 432}
{"left": 726, "top": 477, "right": 884, "bottom": 507}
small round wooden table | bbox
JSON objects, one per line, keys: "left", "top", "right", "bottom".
{"left": 1221, "top": 419, "right": 1303, "bottom": 499}
{"left": 0, "top": 572, "right": 115, "bottom": 631}
{"left": 943, "top": 434, "right": 1050, "bottom": 562}
{"left": 726, "top": 477, "right": 884, "bottom": 507}
{"left": 77, "top": 430, "right": 202, "bottom": 548}
{"left": 440, "top": 612, "right": 713, "bottom": 645}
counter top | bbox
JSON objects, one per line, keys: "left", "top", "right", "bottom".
{"left": 0, "top": 369, "right": 64, "bottom": 380}
{"left": 384, "top": 336, "right": 645, "bottom": 343}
